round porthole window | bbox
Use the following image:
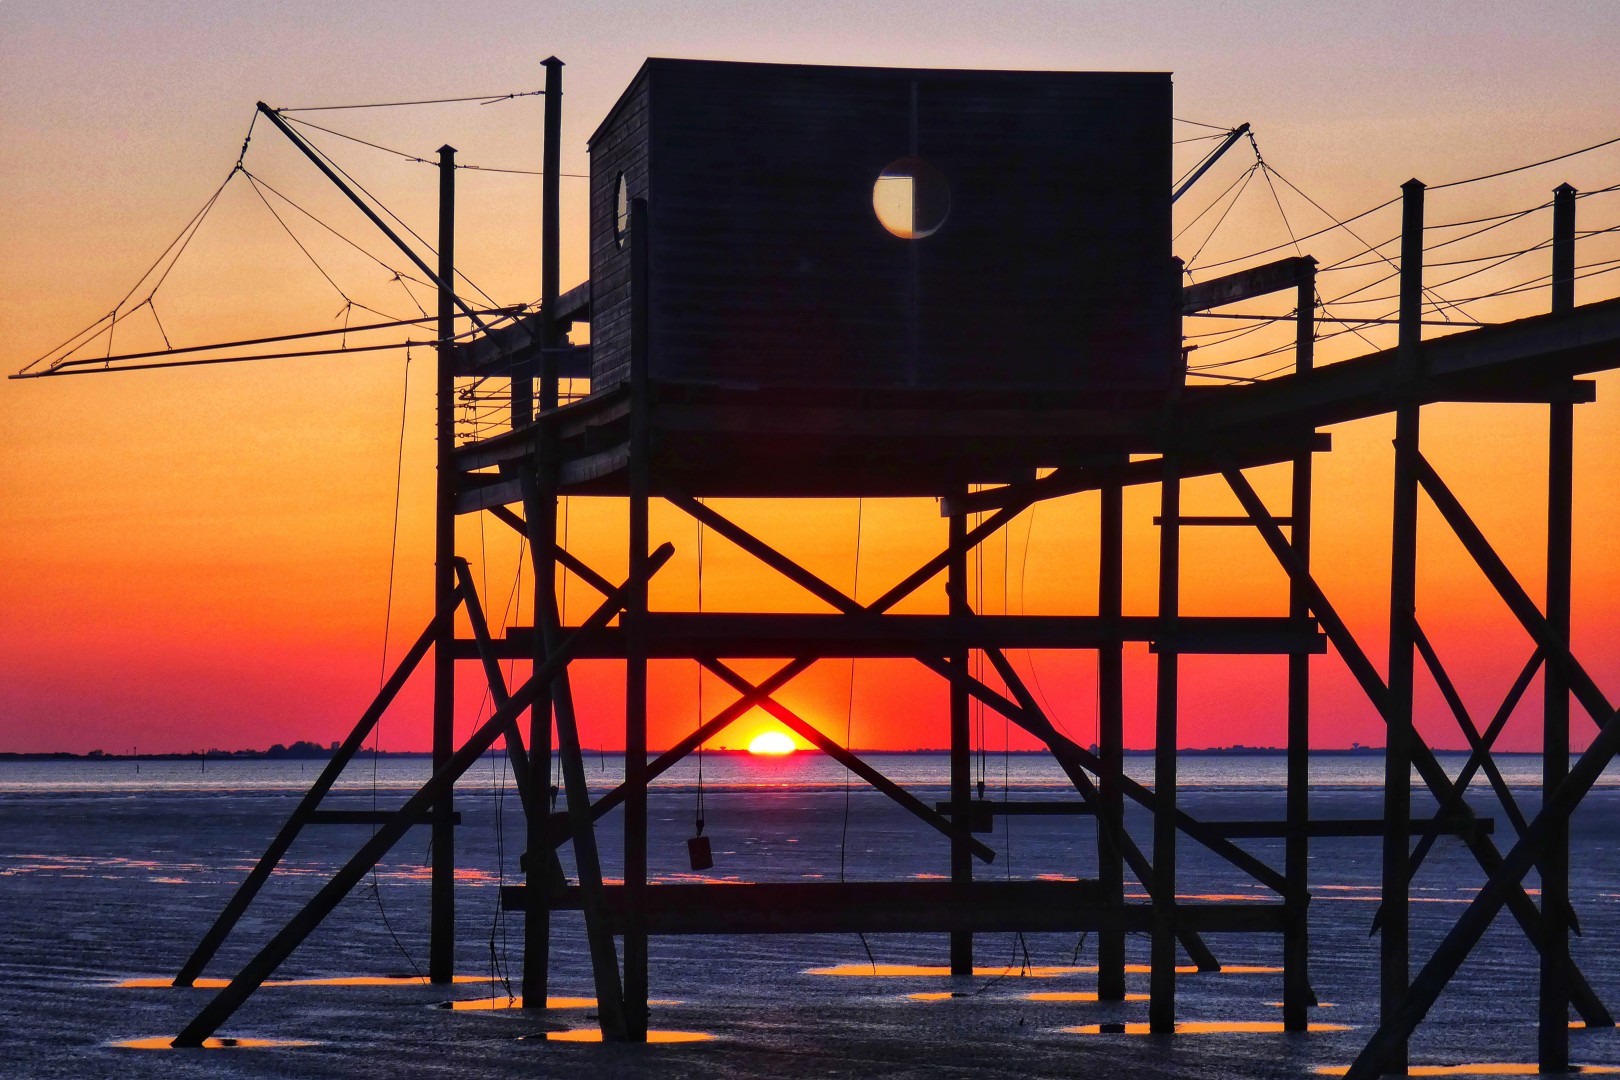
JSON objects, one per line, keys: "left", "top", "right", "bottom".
{"left": 872, "top": 157, "right": 950, "bottom": 239}
{"left": 614, "top": 173, "right": 630, "bottom": 248}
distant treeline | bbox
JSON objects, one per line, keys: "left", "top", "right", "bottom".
{"left": 2, "top": 741, "right": 413, "bottom": 762}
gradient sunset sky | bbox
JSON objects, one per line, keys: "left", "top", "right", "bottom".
{"left": 2, "top": 0, "right": 1618, "bottom": 755}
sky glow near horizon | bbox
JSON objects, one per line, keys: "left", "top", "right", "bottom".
{"left": 2, "top": 0, "right": 1619, "bottom": 755}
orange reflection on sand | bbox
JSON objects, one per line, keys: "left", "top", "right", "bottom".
{"left": 807, "top": 964, "right": 1083, "bottom": 979}
{"left": 450, "top": 995, "right": 679, "bottom": 1011}
{"left": 1316, "top": 1066, "right": 1620, "bottom": 1076}
{"left": 113, "top": 1036, "right": 316, "bottom": 1049}
{"left": 1025, "top": 991, "right": 1150, "bottom": 1003}
{"left": 120, "top": 974, "right": 487, "bottom": 989}
{"left": 1069, "top": 1021, "right": 1351, "bottom": 1035}
{"left": 809, "top": 962, "right": 1282, "bottom": 978}
{"left": 539, "top": 1029, "right": 713, "bottom": 1044}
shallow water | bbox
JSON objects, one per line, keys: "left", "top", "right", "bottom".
{"left": 3, "top": 754, "right": 1619, "bottom": 1077}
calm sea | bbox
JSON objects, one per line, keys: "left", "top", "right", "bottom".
{"left": 1, "top": 749, "right": 1606, "bottom": 796}
{"left": 5, "top": 751, "right": 1620, "bottom": 1077}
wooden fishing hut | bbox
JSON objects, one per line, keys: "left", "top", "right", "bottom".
{"left": 453, "top": 56, "right": 1318, "bottom": 1042}
{"left": 152, "top": 57, "right": 1620, "bottom": 1079}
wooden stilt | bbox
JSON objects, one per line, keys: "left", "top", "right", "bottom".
{"left": 1097, "top": 475, "right": 1127, "bottom": 1000}
{"left": 1149, "top": 447, "right": 1181, "bottom": 1034}
{"left": 947, "top": 489, "right": 973, "bottom": 975}
{"left": 429, "top": 143, "right": 458, "bottom": 986}
{"left": 1540, "top": 181, "right": 1577, "bottom": 1073}
{"left": 1283, "top": 260, "right": 1317, "bottom": 1030}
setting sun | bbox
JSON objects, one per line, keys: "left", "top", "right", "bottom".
{"left": 746, "top": 731, "right": 796, "bottom": 756}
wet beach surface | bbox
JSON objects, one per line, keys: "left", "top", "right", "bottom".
{"left": 4, "top": 758, "right": 1620, "bottom": 1077}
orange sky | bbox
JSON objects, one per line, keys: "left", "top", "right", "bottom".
{"left": 3, "top": 2, "right": 1619, "bottom": 755}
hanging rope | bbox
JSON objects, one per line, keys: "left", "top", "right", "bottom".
{"left": 694, "top": 504, "right": 707, "bottom": 838}
{"left": 838, "top": 498, "right": 865, "bottom": 883}
{"left": 367, "top": 343, "right": 423, "bottom": 980}
{"left": 278, "top": 89, "right": 547, "bottom": 112}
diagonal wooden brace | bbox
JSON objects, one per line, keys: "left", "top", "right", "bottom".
{"left": 1221, "top": 457, "right": 1612, "bottom": 1026}
{"left": 1345, "top": 692, "right": 1620, "bottom": 1078}
{"left": 981, "top": 646, "right": 1220, "bottom": 972}
{"left": 1413, "top": 451, "right": 1616, "bottom": 730}
{"left": 452, "top": 558, "right": 531, "bottom": 814}
{"left": 700, "top": 658, "right": 996, "bottom": 864}
{"left": 922, "top": 648, "right": 1289, "bottom": 896}
{"left": 171, "top": 543, "right": 674, "bottom": 1047}
{"left": 173, "top": 598, "right": 452, "bottom": 988}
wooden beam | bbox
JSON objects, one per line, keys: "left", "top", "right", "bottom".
{"left": 467, "top": 613, "right": 1326, "bottom": 660}
{"left": 702, "top": 659, "right": 996, "bottom": 864}
{"left": 1182, "top": 256, "right": 1315, "bottom": 315}
{"left": 1202, "top": 817, "right": 1492, "bottom": 839}
{"left": 172, "top": 605, "right": 447, "bottom": 988}
{"left": 498, "top": 881, "right": 1288, "bottom": 936}
{"left": 305, "top": 809, "right": 461, "bottom": 826}
{"left": 172, "top": 543, "right": 673, "bottom": 1047}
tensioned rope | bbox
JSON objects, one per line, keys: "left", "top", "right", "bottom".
{"left": 283, "top": 114, "right": 587, "bottom": 178}
{"left": 1186, "top": 128, "right": 1620, "bottom": 281}
{"left": 367, "top": 343, "right": 425, "bottom": 979}
{"left": 279, "top": 90, "right": 547, "bottom": 112}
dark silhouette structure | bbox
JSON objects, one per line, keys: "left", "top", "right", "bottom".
{"left": 17, "top": 56, "right": 1620, "bottom": 1078}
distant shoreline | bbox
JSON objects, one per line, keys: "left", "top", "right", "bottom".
{"left": 2, "top": 746, "right": 1550, "bottom": 762}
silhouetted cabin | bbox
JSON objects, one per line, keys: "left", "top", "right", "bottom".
{"left": 587, "top": 58, "right": 1175, "bottom": 400}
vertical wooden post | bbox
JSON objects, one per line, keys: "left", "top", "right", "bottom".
{"left": 1149, "top": 267, "right": 1186, "bottom": 1033}
{"left": 623, "top": 196, "right": 652, "bottom": 1041}
{"left": 1149, "top": 446, "right": 1181, "bottom": 1034}
{"left": 430, "top": 143, "right": 457, "bottom": 985}
{"left": 1539, "top": 181, "right": 1576, "bottom": 1072}
{"left": 539, "top": 56, "right": 563, "bottom": 416}
{"left": 522, "top": 57, "right": 565, "bottom": 1011}
{"left": 948, "top": 487, "right": 972, "bottom": 975}
{"left": 1380, "top": 177, "right": 1425, "bottom": 1074}
{"left": 1283, "top": 258, "right": 1317, "bottom": 1030}
{"left": 1097, "top": 472, "right": 1127, "bottom": 1001}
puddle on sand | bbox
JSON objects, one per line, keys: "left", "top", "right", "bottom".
{"left": 446, "top": 996, "right": 680, "bottom": 1011}
{"left": 520, "top": 1029, "right": 714, "bottom": 1044}
{"left": 1316, "top": 1066, "right": 1620, "bottom": 1077}
{"left": 1024, "top": 991, "right": 1151, "bottom": 1003}
{"left": 120, "top": 974, "right": 487, "bottom": 989}
{"left": 112, "top": 1036, "right": 316, "bottom": 1049}
{"left": 1067, "top": 1020, "right": 1352, "bottom": 1035}
{"left": 808, "top": 962, "right": 1280, "bottom": 978}
{"left": 807, "top": 964, "right": 1084, "bottom": 979}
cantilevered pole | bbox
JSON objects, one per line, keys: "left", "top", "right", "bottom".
{"left": 947, "top": 487, "right": 974, "bottom": 974}
{"left": 1283, "top": 258, "right": 1317, "bottom": 1030}
{"left": 1379, "top": 177, "right": 1425, "bottom": 1074}
{"left": 1540, "top": 180, "right": 1577, "bottom": 1072}
{"left": 1097, "top": 470, "right": 1127, "bottom": 1001}
{"left": 254, "top": 104, "right": 490, "bottom": 336}
{"left": 430, "top": 144, "right": 457, "bottom": 985}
